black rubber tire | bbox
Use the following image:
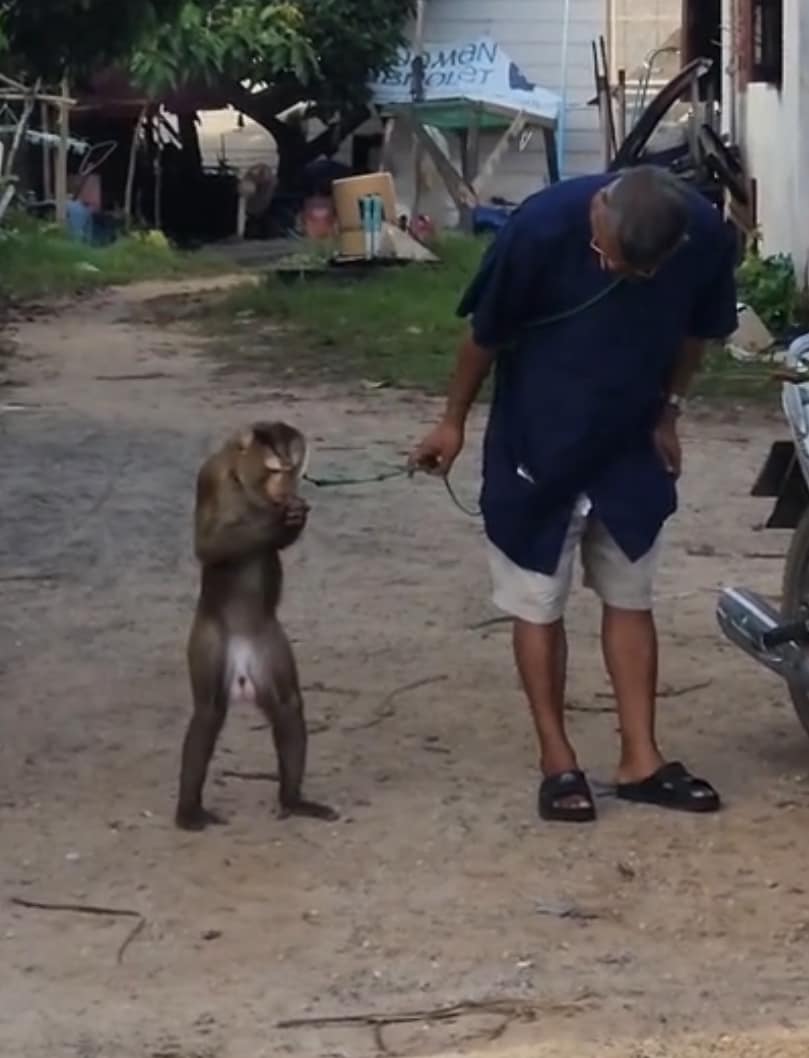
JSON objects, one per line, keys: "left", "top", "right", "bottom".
{"left": 780, "top": 506, "right": 809, "bottom": 737}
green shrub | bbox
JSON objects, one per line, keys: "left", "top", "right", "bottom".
{"left": 736, "top": 251, "right": 808, "bottom": 335}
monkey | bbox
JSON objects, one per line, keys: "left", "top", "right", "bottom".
{"left": 175, "top": 421, "right": 338, "bottom": 831}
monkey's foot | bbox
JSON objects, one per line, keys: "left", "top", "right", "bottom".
{"left": 175, "top": 805, "right": 228, "bottom": 831}
{"left": 279, "top": 799, "right": 339, "bottom": 822}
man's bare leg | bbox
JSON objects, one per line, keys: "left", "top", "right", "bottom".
{"left": 600, "top": 605, "right": 665, "bottom": 783}
{"left": 513, "top": 619, "right": 591, "bottom": 810}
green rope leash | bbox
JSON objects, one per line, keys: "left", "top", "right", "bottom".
{"left": 302, "top": 467, "right": 480, "bottom": 518}
{"left": 302, "top": 468, "right": 408, "bottom": 488}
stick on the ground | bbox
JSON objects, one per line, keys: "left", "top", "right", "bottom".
{"left": 467, "top": 616, "right": 511, "bottom": 631}
{"left": 277, "top": 997, "right": 538, "bottom": 1030}
{"left": 0, "top": 572, "right": 61, "bottom": 583}
{"left": 567, "top": 702, "right": 613, "bottom": 714}
{"left": 221, "top": 770, "right": 279, "bottom": 782}
{"left": 596, "top": 679, "right": 711, "bottom": 700}
{"left": 345, "top": 674, "right": 448, "bottom": 731}
{"left": 10, "top": 897, "right": 146, "bottom": 964}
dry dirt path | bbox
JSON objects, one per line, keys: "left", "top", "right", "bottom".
{"left": 1, "top": 277, "right": 808, "bottom": 1058}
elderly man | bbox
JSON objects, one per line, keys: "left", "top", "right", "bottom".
{"left": 411, "top": 166, "right": 738, "bottom": 823}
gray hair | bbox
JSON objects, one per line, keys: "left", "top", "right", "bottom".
{"left": 602, "top": 166, "right": 689, "bottom": 272}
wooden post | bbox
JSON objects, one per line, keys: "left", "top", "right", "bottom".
{"left": 124, "top": 105, "right": 147, "bottom": 231}
{"left": 40, "top": 102, "right": 52, "bottom": 201}
{"left": 459, "top": 129, "right": 470, "bottom": 182}
{"left": 55, "top": 78, "right": 69, "bottom": 225}
{"left": 153, "top": 118, "right": 163, "bottom": 231}
{"left": 472, "top": 111, "right": 527, "bottom": 199}
{"left": 543, "top": 127, "right": 560, "bottom": 183}
{"left": 236, "top": 169, "right": 247, "bottom": 239}
{"left": 378, "top": 114, "right": 396, "bottom": 172}
{"left": 467, "top": 103, "right": 481, "bottom": 184}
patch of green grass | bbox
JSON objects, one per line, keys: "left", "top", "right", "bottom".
{"left": 207, "top": 234, "right": 484, "bottom": 391}
{"left": 205, "top": 234, "right": 777, "bottom": 403}
{"left": 0, "top": 216, "right": 227, "bottom": 300}
{"left": 692, "top": 343, "right": 777, "bottom": 402}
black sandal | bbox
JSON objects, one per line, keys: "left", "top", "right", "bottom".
{"left": 616, "top": 761, "right": 720, "bottom": 814}
{"left": 539, "top": 770, "right": 597, "bottom": 823}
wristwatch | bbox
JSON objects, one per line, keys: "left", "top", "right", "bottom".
{"left": 667, "top": 393, "right": 686, "bottom": 416}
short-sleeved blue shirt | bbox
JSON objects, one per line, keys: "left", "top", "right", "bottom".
{"left": 457, "top": 173, "right": 738, "bottom": 575}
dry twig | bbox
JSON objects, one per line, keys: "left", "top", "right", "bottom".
{"left": 221, "top": 770, "right": 278, "bottom": 782}
{"left": 10, "top": 897, "right": 146, "bottom": 964}
{"left": 467, "top": 616, "right": 511, "bottom": 631}
{"left": 596, "top": 679, "right": 711, "bottom": 701}
{"left": 277, "top": 997, "right": 538, "bottom": 1031}
{"left": 345, "top": 675, "right": 447, "bottom": 731}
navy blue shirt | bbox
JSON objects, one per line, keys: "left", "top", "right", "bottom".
{"left": 458, "top": 173, "right": 738, "bottom": 575}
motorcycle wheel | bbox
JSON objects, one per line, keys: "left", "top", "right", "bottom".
{"left": 781, "top": 506, "right": 809, "bottom": 737}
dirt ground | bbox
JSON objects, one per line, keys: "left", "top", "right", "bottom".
{"left": 2, "top": 277, "right": 809, "bottom": 1058}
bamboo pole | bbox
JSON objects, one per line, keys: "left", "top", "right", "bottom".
{"left": 5, "top": 79, "right": 41, "bottom": 179}
{"left": 0, "top": 71, "right": 29, "bottom": 93}
{"left": 40, "top": 101, "right": 52, "bottom": 201}
{"left": 55, "top": 78, "right": 69, "bottom": 224}
{"left": 0, "top": 91, "right": 77, "bottom": 106}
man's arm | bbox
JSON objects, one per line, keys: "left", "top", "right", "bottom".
{"left": 667, "top": 336, "right": 705, "bottom": 400}
{"left": 409, "top": 329, "right": 494, "bottom": 474}
{"left": 445, "top": 330, "right": 495, "bottom": 425}
{"left": 654, "top": 336, "right": 705, "bottom": 477}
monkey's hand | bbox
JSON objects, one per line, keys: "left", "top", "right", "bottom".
{"left": 275, "top": 496, "right": 309, "bottom": 550}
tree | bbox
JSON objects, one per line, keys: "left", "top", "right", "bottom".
{"left": 0, "top": 0, "right": 185, "bottom": 80}
{"left": 131, "top": 0, "right": 415, "bottom": 188}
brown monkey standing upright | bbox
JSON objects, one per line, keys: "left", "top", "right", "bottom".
{"left": 176, "top": 421, "right": 338, "bottom": 831}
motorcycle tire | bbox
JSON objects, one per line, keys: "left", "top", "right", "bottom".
{"left": 780, "top": 506, "right": 809, "bottom": 737}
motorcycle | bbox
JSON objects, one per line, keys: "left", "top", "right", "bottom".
{"left": 717, "top": 332, "right": 809, "bottom": 736}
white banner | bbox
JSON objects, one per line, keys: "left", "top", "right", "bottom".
{"left": 370, "top": 36, "right": 560, "bottom": 125}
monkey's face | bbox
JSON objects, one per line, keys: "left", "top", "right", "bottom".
{"left": 235, "top": 422, "right": 309, "bottom": 506}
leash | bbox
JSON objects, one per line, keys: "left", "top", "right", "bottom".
{"left": 302, "top": 467, "right": 481, "bottom": 518}
{"left": 303, "top": 469, "right": 408, "bottom": 488}
{"left": 299, "top": 285, "right": 626, "bottom": 516}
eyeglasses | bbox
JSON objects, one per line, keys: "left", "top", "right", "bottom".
{"left": 590, "top": 232, "right": 690, "bottom": 280}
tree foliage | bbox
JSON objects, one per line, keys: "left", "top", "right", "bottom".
{"left": 132, "top": 0, "right": 415, "bottom": 115}
{"left": 131, "top": 2, "right": 317, "bottom": 100}
{"left": 0, "top": 0, "right": 185, "bottom": 80}
{"left": 291, "top": 0, "right": 416, "bottom": 112}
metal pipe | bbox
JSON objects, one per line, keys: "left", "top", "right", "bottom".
{"left": 557, "top": 0, "right": 572, "bottom": 177}
{"left": 410, "top": 0, "right": 427, "bottom": 219}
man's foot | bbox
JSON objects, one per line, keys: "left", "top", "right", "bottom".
{"left": 175, "top": 805, "right": 228, "bottom": 831}
{"left": 279, "top": 798, "right": 340, "bottom": 822}
{"left": 616, "top": 761, "right": 720, "bottom": 813}
{"left": 539, "top": 770, "right": 597, "bottom": 823}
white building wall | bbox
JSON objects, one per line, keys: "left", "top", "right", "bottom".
{"left": 357, "top": 0, "right": 608, "bottom": 225}
{"left": 734, "top": 0, "right": 809, "bottom": 279}
{"left": 424, "top": 0, "right": 606, "bottom": 184}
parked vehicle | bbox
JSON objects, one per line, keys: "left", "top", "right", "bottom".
{"left": 717, "top": 333, "right": 809, "bottom": 735}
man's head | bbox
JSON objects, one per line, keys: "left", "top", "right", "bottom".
{"left": 589, "top": 166, "right": 689, "bottom": 278}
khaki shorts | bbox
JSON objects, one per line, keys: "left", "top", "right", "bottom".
{"left": 486, "top": 497, "right": 661, "bottom": 624}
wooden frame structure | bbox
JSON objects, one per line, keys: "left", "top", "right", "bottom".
{"left": 0, "top": 72, "right": 75, "bottom": 224}
{"left": 389, "top": 99, "right": 558, "bottom": 231}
